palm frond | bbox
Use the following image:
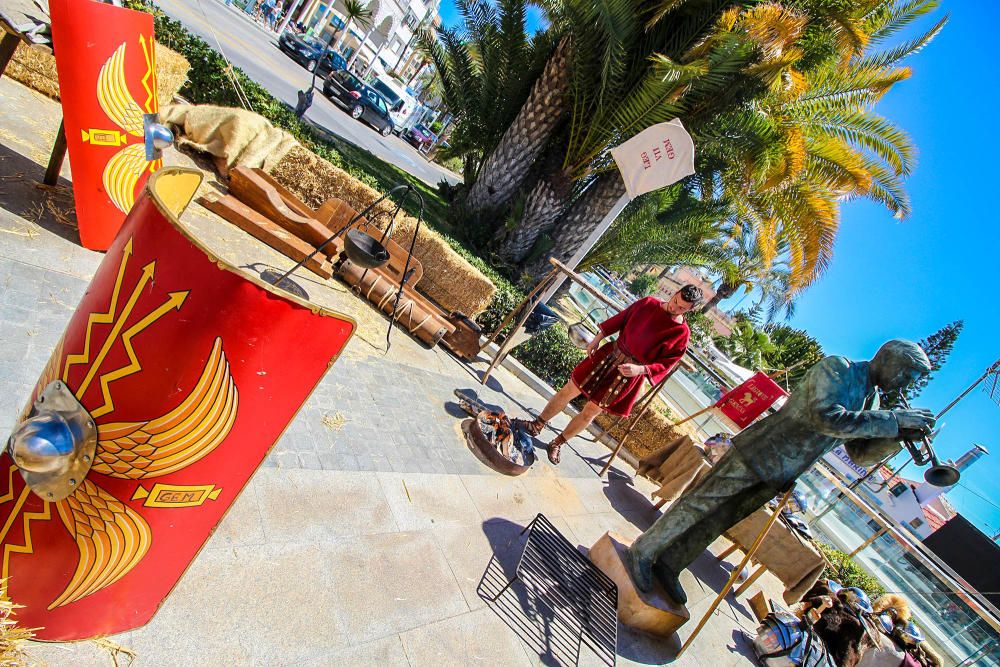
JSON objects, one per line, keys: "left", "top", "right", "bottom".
{"left": 863, "top": 0, "right": 940, "bottom": 44}
{"left": 790, "top": 107, "right": 914, "bottom": 176}
{"left": 854, "top": 14, "right": 946, "bottom": 70}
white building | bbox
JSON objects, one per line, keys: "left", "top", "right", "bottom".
{"left": 823, "top": 444, "right": 988, "bottom": 539}
{"left": 299, "top": 0, "right": 440, "bottom": 82}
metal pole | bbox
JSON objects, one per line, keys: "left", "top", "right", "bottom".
{"left": 538, "top": 191, "right": 630, "bottom": 305}
{"left": 275, "top": 0, "right": 304, "bottom": 35}
{"left": 937, "top": 359, "right": 1000, "bottom": 420}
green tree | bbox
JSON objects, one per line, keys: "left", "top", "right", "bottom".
{"left": 535, "top": 0, "right": 945, "bottom": 296}
{"left": 714, "top": 317, "right": 777, "bottom": 371}
{"left": 332, "top": 0, "right": 374, "bottom": 57}
{"left": 904, "top": 319, "right": 964, "bottom": 402}
{"left": 628, "top": 273, "right": 658, "bottom": 297}
{"left": 684, "top": 309, "right": 717, "bottom": 350}
{"left": 502, "top": 0, "right": 812, "bottom": 264}
{"left": 419, "top": 0, "right": 551, "bottom": 184}
{"left": 579, "top": 187, "right": 730, "bottom": 274}
{"left": 763, "top": 322, "right": 825, "bottom": 389}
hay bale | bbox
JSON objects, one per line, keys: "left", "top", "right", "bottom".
{"left": 154, "top": 43, "right": 191, "bottom": 106}
{"left": 7, "top": 43, "right": 59, "bottom": 99}
{"left": 6, "top": 41, "right": 190, "bottom": 105}
{"left": 596, "top": 405, "right": 705, "bottom": 462}
{"left": 269, "top": 145, "right": 496, "bottom": 316}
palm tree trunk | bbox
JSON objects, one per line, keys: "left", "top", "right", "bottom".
{"left": 700, "top": 282, "right": 736, "bottom": 312}
{"left": 527, "top": 172, "right": 626, "bottom": 277}
{"left": 348, "top": 23, "right": 377, "bottom": 70}
{"left": 496, "top": 176, "right": 563, "bottom": 263}
{"left": 333, "top": 18, "right": 353, "bottom": 52}
{"left": 464, "top": 36, "right": 571, "bottom": 213}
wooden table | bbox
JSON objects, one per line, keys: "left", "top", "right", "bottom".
{"left": 637, "top": 435, "right": 713, "bottom": 509}
{"left": 722, "top": 507, "right": 826, "bottom": 603}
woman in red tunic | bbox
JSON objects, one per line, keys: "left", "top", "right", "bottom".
{"left": 516, "top": 284, "right": 702, "bottom": 464}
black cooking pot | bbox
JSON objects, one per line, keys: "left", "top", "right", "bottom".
{"left": 344, "top": 229, "right": 390, "bottom": 269}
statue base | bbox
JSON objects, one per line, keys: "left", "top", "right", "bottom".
{"left": 589, "top": 532, "right": 689, "bottom": 638}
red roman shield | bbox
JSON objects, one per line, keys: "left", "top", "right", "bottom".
{"left": 49, "top": 0, "right": 162, "bottom": 250}
{"left": 0, "top": 168, "right": 355, "bottom": 640}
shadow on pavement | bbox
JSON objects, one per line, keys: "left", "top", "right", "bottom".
{"left": 0, "top": 144, "right": 80, "bottom": 245}
{"left": 479, "top": 516, "right": 607, "bottom": 667}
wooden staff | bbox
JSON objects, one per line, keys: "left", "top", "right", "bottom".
{"left": 676, "top": 488, "right": 795, "bottom": 658}
{"left": 670, "top": 403, "right": 716, "bottom": 427}
{"left": 599, "top": 374, "right": 672, "bottom": 477}
{"left": 479, "top": 269, "right": 559, "bottom": 385}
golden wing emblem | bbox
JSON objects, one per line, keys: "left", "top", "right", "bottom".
{"left": 97, "top": 42, "right": 145, "bottom": 137}
{"left": 93, "top": 337, "right": 239, "bottom": 480}
{"left": 103, "top": 143, "right": 148, "bottom": 214}
{"left": 49, "top": 478, "right": 152, "bottom": 609}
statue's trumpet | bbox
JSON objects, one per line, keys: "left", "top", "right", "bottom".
{"left": 896, "top": 392, "right": 961, "bottom": 487}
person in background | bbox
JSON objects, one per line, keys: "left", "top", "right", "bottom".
{"left": 514, "top": 285, "right": 702, "bottom": 465}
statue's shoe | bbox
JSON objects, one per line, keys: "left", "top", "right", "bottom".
{"left": 658, "top": 568, "right": 688, "bottom": 605}
{"left": 625, "top": 547, "right": 656, "bottom": 593}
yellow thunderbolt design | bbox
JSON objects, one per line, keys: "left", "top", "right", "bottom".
{"left": 3, "top": 238, "right": 239, "bottom": 609}
{"left": 63, "top": 239, "right": 133, "bottom": 382}
{"left": 0, "top": 466, "right": 52, "bottom": 601}
{"left": 92, "top": 35, "right": 158, "bottom": 214}
{"left": 90, "top": 290, "right": 190, "bottom": 420}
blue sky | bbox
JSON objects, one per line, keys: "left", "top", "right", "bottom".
{"left": 773, "top": 2, "right": 1000, "bottom": 538}
{"left": 438, "top": 1, "right": 1000, "bottom": 537}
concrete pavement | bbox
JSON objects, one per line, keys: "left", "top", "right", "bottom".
{"left": 0, "top": 76, "right": 779, "bottom": 666}
{"left": 159, "top": 0, "right": 460, "bottom": 188}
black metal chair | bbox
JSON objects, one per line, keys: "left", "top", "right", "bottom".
{"left": 484, "top": 513, "right": 618, "bottom": 666}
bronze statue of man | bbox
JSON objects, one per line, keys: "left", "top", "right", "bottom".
{"left": 627, "top": 339, "right": 936, "bottom": 604}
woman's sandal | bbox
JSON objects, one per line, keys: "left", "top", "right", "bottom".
{"left": 547, "top": 434, "right": 567, "bottom": 465}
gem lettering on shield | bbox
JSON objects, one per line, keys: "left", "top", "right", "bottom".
{"left": 131, "top": 483, "right": 223, "bottom": 508}
{"left": 81, "top": 129, "right": 128, "bottom": 146}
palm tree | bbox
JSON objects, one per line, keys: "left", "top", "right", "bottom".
{"left": 697, "top": 231, "right": 798, "bottom": 321}
{"left": 321, "top": 0, "right": 372, "bottom": 57}
{"left": 715, "top": 318, "right": 777, "bottom": 371}
{"left": 463, "top": 35, "right": 571, "bottom": 213}
{"left": 347, "top": 15, "right": 382, "bottom": 71}
{"left": 419, "top": 0, "right": 549, "bottom": 184}
{"left": 537, "top": 0, "right": 944, "bottom": 289}
{"left": 504, "top": 1, "right": 812, "bottom": 265}
{"left": 578, "top": 186, "right": 730, "bottom": 273}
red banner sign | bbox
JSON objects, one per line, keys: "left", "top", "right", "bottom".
{"left": 49, "top": 0, "right": 161, "bottom": 250}
{"left": 0, "top": 168, "right": 355, "bottom": 639}
{"left": 716, "top": 372, "right": 787, "bottom": 430}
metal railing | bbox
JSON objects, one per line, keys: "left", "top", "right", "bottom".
{"left": 800, "top": 464, "right": 1000, "bottom": 666}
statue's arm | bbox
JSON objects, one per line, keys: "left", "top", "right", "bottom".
{"left": 845, "top": 437, "right": 902, "bottom": 467}
{"left": 807, "top": 357, "right": 900, "bottom": 439}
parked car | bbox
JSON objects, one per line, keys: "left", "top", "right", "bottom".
{"left": 277, "top": 32, "right": 346, "bottom": 77}
{"left": 367, "top": 76, "right": 419, "bottom": 132}
{"left": 322, "top": 70, "right": 394, "bottom": 137}
{"left": 402, "top": 124, "right": 435, "bottom": 151}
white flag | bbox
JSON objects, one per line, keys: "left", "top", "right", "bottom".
{"left": 610, "top": 119, "right": 696, "bottom": 199}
